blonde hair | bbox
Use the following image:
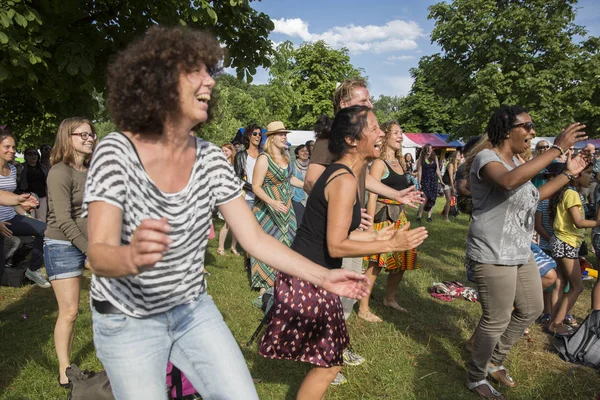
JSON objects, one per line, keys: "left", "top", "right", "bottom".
{"left": 264, "top": 135, "right": 290, "bottom": 163}
{"left": 50, "top": 117, "right": 97, "bottom": 167}
{"left": 221, "top": 143, "right": 235, "bottom": 165}
{"left": 379, "top": 121, "right": 406, "bottom": 171}
{"left": 333, "top": 78, "right": 368, "bottom": 114}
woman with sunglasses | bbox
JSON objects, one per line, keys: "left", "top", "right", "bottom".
{"left": 44, "top": 117, "right": 97, "bottom": 388}
{"left": 18, "top": 147, "right": 49, "bottom": 222}
{"left": 464, "top": 105, "right": 587, "bottom": 399}
{"left": 84, "top": 26, "right": 369, "bottom": 399}
{"left": 531, "top": 140, "right": 551, "bottom": 187}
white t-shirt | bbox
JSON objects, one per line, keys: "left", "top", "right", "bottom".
{"left": 244, "top": 154, "right": 257, "bottom": 201}
{"left": 0, "top": 164, "right": 17, "bottom": 221}
{"left": 82, "top": 132, "right": 242, "bottom": 317}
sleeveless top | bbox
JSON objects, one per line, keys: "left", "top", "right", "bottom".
{"left": 381, "top": 161, "right": 408, "bottom": 192}
{"left": 292, "top": 164, "right": 361, "bottom": 270}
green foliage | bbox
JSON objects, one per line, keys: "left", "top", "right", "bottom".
{"left": 403, "top": 0, "right": 600, "bottom": 137}
{"left": 0, "top": 0, "right": 274, "bottom": 147}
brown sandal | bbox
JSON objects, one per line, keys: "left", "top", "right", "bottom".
{"left": 466, "top": 379, "right": 505, "bottom": 399}
{"left": 487, "top": 366, "right": 516, "bottom": 388}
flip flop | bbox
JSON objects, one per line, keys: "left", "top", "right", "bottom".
{"left": 544, "top": 325, "right": 574, "bottom": 338}
{"left": 466, "top": 379, "right": 505, "bottom": 399}
{"left": 487, "top": 365, "right": 516, "bottom": 388}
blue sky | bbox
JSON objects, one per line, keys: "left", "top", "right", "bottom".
{"left": 244, "top": 0, "right": 600, "bottom": 99}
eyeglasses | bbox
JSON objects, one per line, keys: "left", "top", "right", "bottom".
{"left": 536, "top": 145, "right": 550, "bottom": 150}
{"left": 71, "top": 132, "right": 97, "bottom": 140}
{"left": 251, "top": 132, "right": 261, "bottom": 137}
{"left": 512, "top": 122, "right": 535, "bottom": 132}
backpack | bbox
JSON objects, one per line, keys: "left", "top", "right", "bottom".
{"left": 66, "top": 364, "right": 114, "bottom": 400}
{"left": 554, "top": 310, "right": 600, "bottom": 370}
{"left": 1, "top": 236, "right": 34, "bottom": 287}
{"left": 166, "top": 362, "right": 201, "bottom": 399}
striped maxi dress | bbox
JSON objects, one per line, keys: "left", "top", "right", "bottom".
{"left": 250, "top": 154, "right": 297, "bottom": 289}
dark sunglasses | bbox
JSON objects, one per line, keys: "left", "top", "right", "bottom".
{"left": 71, "top": 132, "right": 97, "bottom": 140}
{"left": 536, "top": 145, "right": 550, "bottom": 150}
{"left": 250, "top": 132, "right": 261, "bottom": 137}
{"left": 512, "top": 121, "right": 535, "bottom": 132}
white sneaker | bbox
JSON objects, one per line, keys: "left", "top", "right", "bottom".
{"left": 343, "top": 349, "right": 365, "bottom": 366}
{"left": 25, "top": 269, "right": 51, "bottom": 288}
{"left": 330, "top": 372, "right": 347, "bottom": 386}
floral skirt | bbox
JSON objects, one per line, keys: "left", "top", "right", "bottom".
{"left": 259, "top": 272, "right": 349, "bottom": 367}
{"left": 365, "top": 211, "right": 419, "bottom": 273}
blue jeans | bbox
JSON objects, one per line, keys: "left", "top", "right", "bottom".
{"left": 43, "top": 239, "right": 86, "bottom": 281}
{"left": 91, "top": 292, "right": 258, "bottom": 400}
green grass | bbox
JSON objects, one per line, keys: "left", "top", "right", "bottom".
{"left": 1, "top": 203, "right": 599, "bottom": 399}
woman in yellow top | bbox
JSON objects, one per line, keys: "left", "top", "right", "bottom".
{"left": 547, "top": 163, "right": 600, "bottom": 336}
{"left": 358, "top": 121, "right": 419, "bottom": 322}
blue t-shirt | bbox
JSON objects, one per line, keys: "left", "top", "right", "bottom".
{"left": 536, "top": 199, "right": 553, "bottom": 250}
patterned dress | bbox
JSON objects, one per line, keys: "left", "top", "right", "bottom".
{"left": 421, "top": 159, "right": 439, "bottom": 212}
{"left": 250, "top": 154, "right": 297, "bottom": 289}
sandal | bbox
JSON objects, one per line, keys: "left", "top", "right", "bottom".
{"left": 544, "top": 325, "right": 573, "bottom": 338}
{"left": 230, "top": 248, "right": 240, "bottom": 256}
{"left": 564, "top": 314, "right": 578, "bottom": 328}
{"left": 487, "top": 365, "right": 516, "bottom": 388}
{"left": 358, "top": 310, "right": 382, "bottom": 323}
{"left": 466, "top": 379, "right": 504, "bottom": 399}
{"left": 216, "top": 248, "right": 225, "bottom": 256}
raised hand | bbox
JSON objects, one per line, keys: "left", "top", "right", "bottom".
{"left": 566, "top": 150, "right": 589, "bottom": 176}
{"left": 126, "top": 217, "right": 172, "bottom": 274}
{"left": 394, "top": 186, "right": 425, "bottom": 209}
{"left": 389, "top": 223, "right": 428, "bottom": 251}
{"left": 321, "top": 268, "right": 371, "bottom": 299}
{"left": 553, "top": 123, "right": 587, "bottom": 152}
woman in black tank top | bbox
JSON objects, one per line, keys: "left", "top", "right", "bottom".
{"left": 259, "top": 107, "right": 429, "bottom": 399}
{"left": 359, "top": 121, "right": 419, "bottom": 323}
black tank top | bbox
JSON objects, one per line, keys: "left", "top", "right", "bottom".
{"left": 380, "top": 161, "right": 408, "bottom": 192}
{"left": 291, "top": 164, "right": 362, "bottom": 270}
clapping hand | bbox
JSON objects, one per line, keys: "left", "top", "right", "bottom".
{"left": 321, "top": 269, "right": 371, "bottom": 299}
{"left": 18, "top": 193, "right": 39, "bottom": 211}
{"left": 390, "top": 223, "right": 428, "bottom": 251}
{"left": 394, "top": 186, "right": 425, "bottom": 209}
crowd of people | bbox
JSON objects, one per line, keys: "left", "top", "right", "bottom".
{"left": 1, "top": 25, "right": 599, "bottom": 400}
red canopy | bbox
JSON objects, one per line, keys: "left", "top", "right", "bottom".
{"left": 404, "top": 133, "right": 451, "bottom": 148}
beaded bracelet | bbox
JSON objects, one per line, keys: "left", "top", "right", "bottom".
{"left": 551, "top": 144, "right": 565, "bottom": 156}
{"left": 562, "top": 171, "right": 575, "bottom": 181}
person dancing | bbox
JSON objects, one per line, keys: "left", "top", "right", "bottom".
{"left": 359, "top": 121, "right": 418, "bottom": 322}
{"left": 216, "top": 143, "right": 239, "bottom": 256}
{"left": 464, "top": 105, "right": 587, "bottom": 399}
{"left": 416, "top": 143, "right": 444, "bottom": 223}
{"left": 250, "top": 121, "right": 303, "bottom": 292}
{"left": 44, "top": 117, "right": 97, "bottom": 388}
{"left": 259, "top": 106, "right": 428, "bottom": 399}
{"left": 84, "top": 26, "right": 370, "bottom": 400}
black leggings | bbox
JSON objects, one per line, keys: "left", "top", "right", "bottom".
{"left": 0, "top": 214, "right": 46, "bottom": 280}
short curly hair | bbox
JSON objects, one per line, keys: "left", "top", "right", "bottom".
{"left": 486, "top": 105, "right": 528, "bottom": 147}
{"left": 107, "top": 25, "right": 224, "bottom": 135}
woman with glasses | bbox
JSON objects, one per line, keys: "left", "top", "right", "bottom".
{"left": 464, "top": 105, "right": 587, "bottom": 399}
{"left": 531, "top": 140, "right": 551, "bottom": 187}
{"left": 44, "top": 117, "right": 97, "bottom": 388}
{"left": 18, "top": 147, "right": 49, "bottom": 222}
{"left": 0, "top": 130, "right": 49, "bottom": 288}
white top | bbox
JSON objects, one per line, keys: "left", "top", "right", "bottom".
{"left": 83, "top": 132, "right": 242, "bottom": 317}
{"left": 244, "top": 154, "right": 257, "bottom": 201}
{"left": 0, "top": 164, "right": 17, "bottom": 221}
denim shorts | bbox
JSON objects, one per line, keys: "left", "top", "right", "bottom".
{"left": 43, "top": 239, "right": 86, "bottom": 281}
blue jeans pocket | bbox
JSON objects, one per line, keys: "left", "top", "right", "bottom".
{"left": 93, "top": 310, "right": 129, "bottom": 336}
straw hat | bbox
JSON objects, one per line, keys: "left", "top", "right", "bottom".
{"left": 265, "top": 121, "right": 290, "bottom": 136}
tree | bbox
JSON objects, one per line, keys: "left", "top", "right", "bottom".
{"left": 269, "top": 41, "right": 364, "bottom": 129}
{"left": 0, "top": 0, "right": 274, "bottom": 148}
{"left": 403, "top": 0, "right": 600, "bottom": 137}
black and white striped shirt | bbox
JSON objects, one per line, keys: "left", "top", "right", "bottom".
{"left": 0, "top": 164, "right": 17, "bottom": 222}
{"left": 83, "top": 132, "right": 242, "bottom": 317}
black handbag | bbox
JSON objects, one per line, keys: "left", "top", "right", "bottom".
{"left": 66, "top": 364, "right": 114, "bottom": 400}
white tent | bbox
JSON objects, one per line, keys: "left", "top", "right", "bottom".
{"left": 287, "top": 130, "right": 316, "bottom": 146}
{"left": 401, "top": 135, "right": 420, "bottom": 161}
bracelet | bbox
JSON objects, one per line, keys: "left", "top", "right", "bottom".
{"left": 562, "top": 171, "right": 575, "bottom": 181}
{"left": 551, "top": 144, "right": 565, "bottom": 156}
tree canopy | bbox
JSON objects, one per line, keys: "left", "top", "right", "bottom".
{"left": 399, "top": 0, "right": 600, "bottom": 137}
{"left": 0, "top": 0, "right": 274, "bottom": 147}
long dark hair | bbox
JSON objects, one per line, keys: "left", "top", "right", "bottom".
{"left": 550, "top": 163, "right": 593, "bottom": 222}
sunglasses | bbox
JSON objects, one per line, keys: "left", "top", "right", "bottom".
{"left": 71, "top": 132, "right": 97, "bottom": 140}
{"left": 250, "top": 132, "right": 261, "bottom": 137}
{"left": 536, "top": 145, "right": 549, "bottom": 150}
{"left": 512, "top": 121, "right": 535, "bottom": 132}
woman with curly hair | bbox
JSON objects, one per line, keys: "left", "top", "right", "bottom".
{"left": 250, "top": 121, "right": 303, "bottom": 292}
{"left": 358, "top": 121, "right": 418, "bottom": 322}
{"left": 84, "top": 26, "right": 370, "bottom": 400}
{"left": 44, "top": 117, "right": 97, "bottom": 388}
{"left": 464, "top": 105, "right": 587, "bottom": 399}
{"left": 416, "top": 143, "right": 444, "bottom": 223}
{"left": 216, "top": 143, "right": 239, "bottom": 256}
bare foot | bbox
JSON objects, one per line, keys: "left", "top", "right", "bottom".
{"left": 358, "top": 310, "right": 382, "bottom": 323}
{"left": 383, "top": 299, "right": 408, "bottom": 313}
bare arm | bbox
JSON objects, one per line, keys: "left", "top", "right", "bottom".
{"left": 290, "top": 175, "right": 303, "bottom": 188}
{"left": 304, "top": 163, "right": 326, "bottom": 194}
{"left": 366, "top": 160, "right": 386, "bottom": 220}
{"left": 456, "top": 178, "right": 471, "bottom": 197}
{"left": 567, "top": 204, "right": 600, "bottom": 229}
{"left": 535, "top": 211, "right": 552, "bottom": 241}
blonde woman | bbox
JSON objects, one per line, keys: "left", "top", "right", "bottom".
{"left": 250, "top": 121, "right": 303, "bottom": 291}
{"left": 359, "top": 121, "right": 419, "bottom": 322}
{"left": 216, "top": 143, "right": 239, "bottom": 256}
{"left": 44, "top": 117, "right": 97, "bottom": 388}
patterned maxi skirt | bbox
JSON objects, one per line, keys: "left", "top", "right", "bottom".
{"left": 259, "top": 272, "right": 349, "bottom": 367}
{"left": 365, "top": 209, "right": 419, "bottom": 273}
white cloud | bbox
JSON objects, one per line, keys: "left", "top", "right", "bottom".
{"left": 271, "top": 18, "right": 425, "bottom": 55}
{"left": 383, "top": 76, "right": 414, "bottom": 97}
{"left": 387, "top": 55, "right": 416, "bottom": 61}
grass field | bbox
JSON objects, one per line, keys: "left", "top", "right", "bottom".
{"left": 1, "top": 203, "right": 599, "bottom": 399}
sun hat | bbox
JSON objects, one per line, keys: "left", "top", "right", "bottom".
{"left": 265, "top": 121, "right": 290, "bottom": 136}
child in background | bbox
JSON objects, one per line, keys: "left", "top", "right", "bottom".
{"left": 547, "top": 163, "right": 600, "bottom": 336}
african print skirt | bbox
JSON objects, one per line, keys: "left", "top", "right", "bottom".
{"left": 365, "top": 210, "right": 419, "bottom": 273}
{"left": 259, "top": 272, "right": 349, "bottom": 367}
